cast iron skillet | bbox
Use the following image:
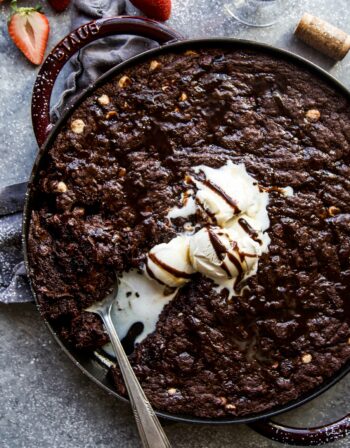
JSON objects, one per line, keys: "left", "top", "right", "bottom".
{"left": 23, "top": 16, "right": 350, "bottom": 446}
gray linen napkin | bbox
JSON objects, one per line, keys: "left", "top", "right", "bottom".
{"left": 0, "top": 0, "right": 159, "bottom": 304}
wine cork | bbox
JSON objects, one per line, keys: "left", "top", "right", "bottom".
{"left": 295, "top": 13, "right": 350, "bottom": 60}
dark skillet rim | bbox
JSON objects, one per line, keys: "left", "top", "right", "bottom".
{"left": 23, "top": 37, "right": 350, "bottom": 425}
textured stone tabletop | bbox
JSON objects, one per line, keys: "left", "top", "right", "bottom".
{"left": 1, "top": 1, "right": 350, "bottom": 447}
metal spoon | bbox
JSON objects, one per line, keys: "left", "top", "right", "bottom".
{"left": 86, "top": 290, "right": 171, "bottom": 448}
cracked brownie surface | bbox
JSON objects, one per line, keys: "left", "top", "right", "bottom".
{"left": 28, "top": 47, "right": 350, "bottom": 418}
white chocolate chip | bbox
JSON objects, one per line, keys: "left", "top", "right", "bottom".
{"left": 70, "top": 119, "right": 85, "bottom": 134}
{"left": 179, "top": 92, "right": 188, "bottom": 102}
{"left": 167, "top": 388, "right": 177, "bottom": 395}
{"left": 98, "top": 94, "right": 110, "bottom": 106}
{"left": 219, "top": 396, "right": 227, "bottom": 405}
{"left": 118, "top": 75, "right": 131, "bottom": 88}
{"left": 149, "top": 60, "right": 161, "bottom": 71}
{"left": 112, "top": 234, "right": 120, "bottom": 243}
{"left": 225, "top": 404, "right": 236, "bottom": 410}
{"left": 302, "top": 354, "right": 312, "bottom": 364}
{"left": 305, "top": 109, "right": 321, "bottom": 122}
{"left": 55, "top": 181, "right": 68, "bottom": 193}
{"left": 328, "top": 206, "right": 340, "bottom": 216}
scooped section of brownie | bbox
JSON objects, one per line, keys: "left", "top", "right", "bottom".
{"left": 28, "top": 47, "right": 350, "bottom": 417}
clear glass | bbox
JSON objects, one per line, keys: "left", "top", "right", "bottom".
{"left": 224, "top": 0, "right": 286, "bottom": 27}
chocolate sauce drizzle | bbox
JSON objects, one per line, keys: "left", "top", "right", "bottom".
{"left": 145, "top": 261, "right": 167, "bottom": 286}
{"left": 202, "top": 179, "right": 241, "bottom": 214}
{"left": 207, "top": 227, "right": 232, "bottom": 277}
{"left": 206, "top": 218, "right": 265, "bottom": 293}
{"left": 258, "top": 184, "right": 287, "bottom": 195}
{"left": 206, "top": 227, "right": 246, "bottom": 290}
{"left": 238, "top": 218, "right": 263, "bottom": 245}
{"left": 146, "top": 253, "right": 192, "bottom": 284}
{"left": 195, "top": 197, "right": 218, "bottom": 224}
{"left": 227, "top": 252, "right": 244, "bottom": 285}
{"left": 190, "top": 173, "right": 241, "bottom": 222}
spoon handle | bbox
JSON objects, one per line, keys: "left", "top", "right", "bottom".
{"left": 101, "top": 307, "right": 171, "bottom": 448}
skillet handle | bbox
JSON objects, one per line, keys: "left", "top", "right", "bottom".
{"left": 31, "top": 16, "right": 182, "bottom": 147}
{"left": 249, "top": 414, "right": 350, "bottom": 446}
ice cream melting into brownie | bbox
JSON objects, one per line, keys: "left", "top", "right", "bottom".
{"left": 111, "top": 161, "right": 292, "bottom": 345}
{"left": 149, "top": 162, "right": 271, "bottom": 296}
{"left": 110, "top": 270, "right": 178, "bottom": 345}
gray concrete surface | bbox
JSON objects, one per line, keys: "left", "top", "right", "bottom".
{"left": 1, "top": 0, "right": 350, "bottom": 447}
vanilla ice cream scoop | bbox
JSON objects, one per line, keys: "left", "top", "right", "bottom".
{"left": 145, "top": 236, "right": 195, "bottom": 288}
{"left": 192, "top": 161, "right": 269, "bottom": 229}
{"left": 189, "top": 226, "right": 262, "bottom": 288}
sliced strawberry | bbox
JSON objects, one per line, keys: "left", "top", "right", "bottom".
{"left": 48, "top": 0, "right": 71, "bottom": 13}
{"left": 130, "top": 0, "right": 171, "bottom": 21}
{"left": 8, "top": 1, "right": 50, "bottom": 66}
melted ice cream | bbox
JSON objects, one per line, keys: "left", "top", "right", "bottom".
{"left": 110, "top": 270, "right": 177, "bottom": 344}
{"left": 167, "top": 194, "right": 196, "bottom": 220}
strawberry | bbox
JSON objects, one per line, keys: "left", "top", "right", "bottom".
{"left": 48, "top": 0, "right": 70, "bottom": 12}
{"left": 8, "top": 1, "right": 50, "bottom": 65}
{"left": 130, "top": 0, "right": 171, "bottom": 21}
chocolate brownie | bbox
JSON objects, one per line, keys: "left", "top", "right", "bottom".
{"left": 28, "top": 47, "right": 350, "bottom": 418}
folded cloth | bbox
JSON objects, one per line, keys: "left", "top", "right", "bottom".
{"left": 0, "top": 211, "right": 31, "bottom": 303}
{"left": 51, "top": 0, "right": 159, "bottom": 119}
{"left": 0, "top": 0, "right": 159, "bottom": 303}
